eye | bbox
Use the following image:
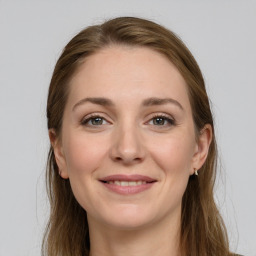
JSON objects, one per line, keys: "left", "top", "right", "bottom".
{"left": 148, "top": 114, "right": 175, "bottom": 127}
{"left": 81, "top": 115, "right": 109, "bottom": 126}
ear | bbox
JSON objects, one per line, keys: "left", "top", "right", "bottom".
{"left": 190, "top": 124, "right": 213, "bottom": 175}
{"left": 49, "top": 129, "right": 69, "bottom": 179}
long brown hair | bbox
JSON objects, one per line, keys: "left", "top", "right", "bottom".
{"left": 43, "top": 17, "right": 231, "bottom": 256}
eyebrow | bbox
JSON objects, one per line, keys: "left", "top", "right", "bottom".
{"left": 142, "top": 97, "right": 184, "bottom": 110}
{"left": 72, "top": 97, "right": 114, "bottom": 111}
{"left": 72, "top": 97, "right": 184, "bottom": 111}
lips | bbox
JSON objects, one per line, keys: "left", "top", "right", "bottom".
{"left": 106, "top": 180, "right": 147, "bottom": 186}
{"left": 99, "top": 174, "right": 157, "bottom": 195}
{"left": 100, "top": 174, "right": 156, "bottom": 182}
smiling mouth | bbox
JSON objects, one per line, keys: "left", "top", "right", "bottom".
{"left": 101, "top": 180, "right": 154, "bottom": 186}
{"left": 99, "top": 174, "right": 157, "bottom": 194}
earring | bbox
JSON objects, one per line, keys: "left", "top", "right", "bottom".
{"left": 194, "top": 169, "right": 198, "bottom": 176}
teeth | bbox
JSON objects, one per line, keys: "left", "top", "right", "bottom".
{"left": 107, "top": 181, "right": 147, "bottom": 186}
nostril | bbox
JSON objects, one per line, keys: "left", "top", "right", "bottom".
{"left": 114, "top": 156, "right": 143, "bottom": 164}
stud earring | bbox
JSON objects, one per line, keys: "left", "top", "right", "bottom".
{"left": 194, "top": 169, "right": 198, "bottom": 176}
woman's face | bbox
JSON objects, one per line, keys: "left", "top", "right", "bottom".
{"left": 52, "top": 46, "right": 210, "bottom": 230}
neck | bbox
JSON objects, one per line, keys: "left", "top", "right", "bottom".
{"left": 88, "top": 211, "right": 181, "bottom": 256}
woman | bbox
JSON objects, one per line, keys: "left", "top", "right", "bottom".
{"left": 43, "top": 17, "right": 235, "bottom": 256}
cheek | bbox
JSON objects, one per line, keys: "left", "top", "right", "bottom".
{"left": 62, "top": 132, "right": 110, "bottom": 212}
{"left": 149, "top": 134, "right": 195, "bottom": 208}
{"left": 149, "top": 134, "right": 195, "bottom": 174}
{"left": 63, "top": 132, "right": 108, "bottom": 176}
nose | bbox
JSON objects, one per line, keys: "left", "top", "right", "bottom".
{"left": 110, "top": 124, "right": 146, "bottom": 165}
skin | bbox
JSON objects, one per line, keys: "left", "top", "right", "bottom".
{"left": 50, "top": 46, "right": 212, "bottom": 256}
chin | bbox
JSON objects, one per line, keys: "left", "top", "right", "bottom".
{"left": 98, "top": 204, "right": 159, "bottom": 230}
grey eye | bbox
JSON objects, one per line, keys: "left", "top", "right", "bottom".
{"left": 90, "top": 117, "right": 104, "bottom": 125}
{"left": 147, "top": 115, "right": 175, "bottom": 128}
{"left": 81, "top": 116, "right": 108, "bottom": 126}
{"left": 153, "top": 117, "right": 166, "bottom": 125}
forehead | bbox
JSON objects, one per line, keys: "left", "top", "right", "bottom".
{"left": 68, "top": 46, "right": 191, "bottom": 110}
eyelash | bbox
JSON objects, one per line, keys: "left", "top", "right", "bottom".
{"left": 148, "top": 114, "right": 176, "bottom": 127}
{"left": 80, "top": 113, "right": 176, "bottom": 128}
{"left": 81, "top": 114, "right": 109, "bottom": 126}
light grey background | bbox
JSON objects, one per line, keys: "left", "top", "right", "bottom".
{"left": 0, "top": 1, "right": 255, "bottom": 255}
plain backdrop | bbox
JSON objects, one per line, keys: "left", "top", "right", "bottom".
{"left": 0, "top": 1, "right": 255, "bottom": 255}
